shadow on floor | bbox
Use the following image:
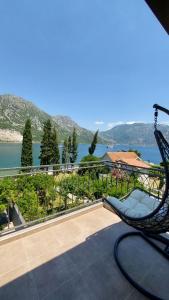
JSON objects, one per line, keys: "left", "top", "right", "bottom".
{"left": 0, "top": 220, "right": 169, "bottom": 300}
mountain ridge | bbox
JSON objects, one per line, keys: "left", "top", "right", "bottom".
{"left": 1, "top": 94, "right": 169, "bottom": 146}
{"left": 100, "top": 122, "right": 169, "bottom": 146}
{"left": 0, "top": 94, "right": 106, "bottom": 144}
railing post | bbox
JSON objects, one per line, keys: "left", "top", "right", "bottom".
{"left": 7, "top": 200, "right": 10, "bottom": 229}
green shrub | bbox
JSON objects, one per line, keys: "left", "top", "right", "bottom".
{"left": 17, "top": 188, "right": 45, "bottom": 222}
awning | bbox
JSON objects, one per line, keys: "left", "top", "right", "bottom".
{"left": 145, "top": 0, "right": 169, "bottom": 35}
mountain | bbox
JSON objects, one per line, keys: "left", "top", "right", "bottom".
{"left": 52, "top": 115, "right": 98, "bottom": 144}
{"left": 2, "top": 94, "right": 168, "bottom": 146}
{"left": 0, "top": 94, "right": 54, "bottom": 142}
{"left": 0, "top": 94, "right": 106, "bottom": 143}
{"left": 100, "top": 123, "right": 169, "bottom": 146}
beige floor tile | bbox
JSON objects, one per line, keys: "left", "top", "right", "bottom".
{"left": 0, "top": 207, "right": 168, "bottom": 300}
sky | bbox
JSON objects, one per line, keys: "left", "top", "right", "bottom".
{"left": 0, "top": 0, "right": 169, "bottom": 131}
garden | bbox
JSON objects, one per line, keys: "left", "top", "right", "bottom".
{"left": 0, "top": 165, "right": 145, "bottom": 230}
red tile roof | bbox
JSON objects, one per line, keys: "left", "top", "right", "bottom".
{"left": 105, "top": 152, "right": 150, "bottom": 169}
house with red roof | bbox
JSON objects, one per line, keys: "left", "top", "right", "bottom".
{"left": 102, "top": 151, "right": 150, "bottom": 169}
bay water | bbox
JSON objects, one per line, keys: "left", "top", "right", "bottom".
{"left": 0, "top": 143, "right": 161, "bottom": 169}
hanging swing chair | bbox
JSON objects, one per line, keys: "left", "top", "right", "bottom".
{"left": 103, "top": 104, "right": 169, "bottom": 300}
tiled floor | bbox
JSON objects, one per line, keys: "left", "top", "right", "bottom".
{"left": 0, "top": 207, "right": 168, "bottom": 300}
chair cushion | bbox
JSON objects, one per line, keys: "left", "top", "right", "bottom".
{"left": 129, "top": 189, "right": 148, "bottom": 201}
{"left": 140, "top": 195, "right": 159, "bottom": 211}
{"left": 127, "top": 203, "right": 151, "bottom": 218}
{"left": 106, "top": 189, "right": 160, "bottom": 218}
{"left": 106, "top": 196, "right": 130, "bottom": 215}
{"left": 123, "top": 196, "right": 138, "bottom": 209}
{"left": 125, "top": 190, "right": 160, "bottom": 211}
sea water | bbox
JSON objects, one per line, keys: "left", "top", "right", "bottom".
{"left": 0, "top": 143, "right": 161, "bottom": 168}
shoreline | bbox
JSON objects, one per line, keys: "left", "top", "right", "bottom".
{"left": 0, "top": 142, "right": 158, "bottom": 147}
{"left": 0, "top": 143, "right": 161, "bottom": 168}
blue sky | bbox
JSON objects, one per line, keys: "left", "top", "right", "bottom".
{"left": 0, "top": 0, "right": 169, "bottom": 131}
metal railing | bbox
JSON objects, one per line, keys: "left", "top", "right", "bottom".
{"left": 0, "top": 161, "right": 165, "bottom": 235}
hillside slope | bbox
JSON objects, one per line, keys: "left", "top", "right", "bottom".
{"left": 0, "top": 94, "right": 105, "bottom": 143}
{"left": 100, "top": 123, "right": 169, "bottom": 146}
{"left": 52, "top": 115, "right": 98, "bottom": 144}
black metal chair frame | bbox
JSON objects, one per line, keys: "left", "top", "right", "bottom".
{"left": 104, "top": 104, "right": 169, "bottom": 300}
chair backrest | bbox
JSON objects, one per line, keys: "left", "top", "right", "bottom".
{"left": 153, "top": 104, "right": 169, "bottom": 205}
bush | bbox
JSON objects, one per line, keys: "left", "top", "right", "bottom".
{"left": 0, "top": 174, "right": 57, "bottom": 224}
{"left": 0, "top": 177, "right": 17, "bottom": 210}
{"left": 78, "top": 155, "right": 109, "bottom": 177}
{"left": 17, "top": 188, "right": 45, "bottom": 222}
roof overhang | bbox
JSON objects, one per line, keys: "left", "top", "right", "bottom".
{"left": 145, "top": 0, "right": 169, "bottom": 34}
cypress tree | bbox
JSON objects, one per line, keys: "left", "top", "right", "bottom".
{"left": 88, "top": 130, "right": 99, "bottom": 155}
{"left": 68, "top": 135, "right": 72, "bottom": 163}
{"left": 51, "top": 127, "right": 60, "bottom": 166}
{"left": 62, "top": 138, "right": 68, "bottom": 164}
{"left": 21, "top": 119, "right": 33, "bottom": 167}
{"left": 39, "top": 119, "right": 53, "bottom": 165}
{"left": 71, "top": 128, "right": 78, "bottom": 163}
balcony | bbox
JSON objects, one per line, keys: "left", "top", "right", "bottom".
{"left": 0, "top": 161, "right": 164, "bottom": 233}
{"left": 0, "top": 162, "right": 168, "bottom": 299}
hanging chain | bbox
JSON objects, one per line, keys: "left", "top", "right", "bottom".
{"left": 154, "top": 108, "right": 158, "bottom": 129}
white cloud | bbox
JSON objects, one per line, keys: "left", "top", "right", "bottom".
{"left": 94, "top": 121, "right": 104, "bottom": 125}
{"left": 126, "top": 121, "right": 136, "bottom": 125}
{"left": 107, "top": 121, "right": 123, "bottom": 129}
{"left": 107, "top": 120, "right": 143, "bottom": 130}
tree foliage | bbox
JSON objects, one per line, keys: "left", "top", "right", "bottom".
{"left": 51, "top": 127, "right": 60, "bottom": 166}
{"left": 68, "top": 135, "right": 72, "bottom": 160}
{"left": 78, "top": 154, "right": 108, "bottom": 177}
{"left": 88, "top": 130, "right": 98, "bottom": 155}
{"left": 0, "top": 174, "right": 56, "bottom": 222}
{"left": 21, "top": 119, "right": 33, "bottom": 167}
{"left": 80, "top": 154, "right": 100, "bottom": 163}
{"left": 39, "top": 119, "right": 53, "bottom": 165}
{"left": 0, "top": 178, "right": 17, "bottom": 214}
{"left": 71, "top": 128, "right": 78, "bottom": 163}
{"left": 0, "top": 166, "right": 145, "bottom": 227}
{"left": 66, "top": 129, "right": 78, "bottom": 163}
{"left": 17, "top": 189, "right": 44, "bottom": 221}
{"left": 62, "top": 138, "right": 69, "bottom": 164}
